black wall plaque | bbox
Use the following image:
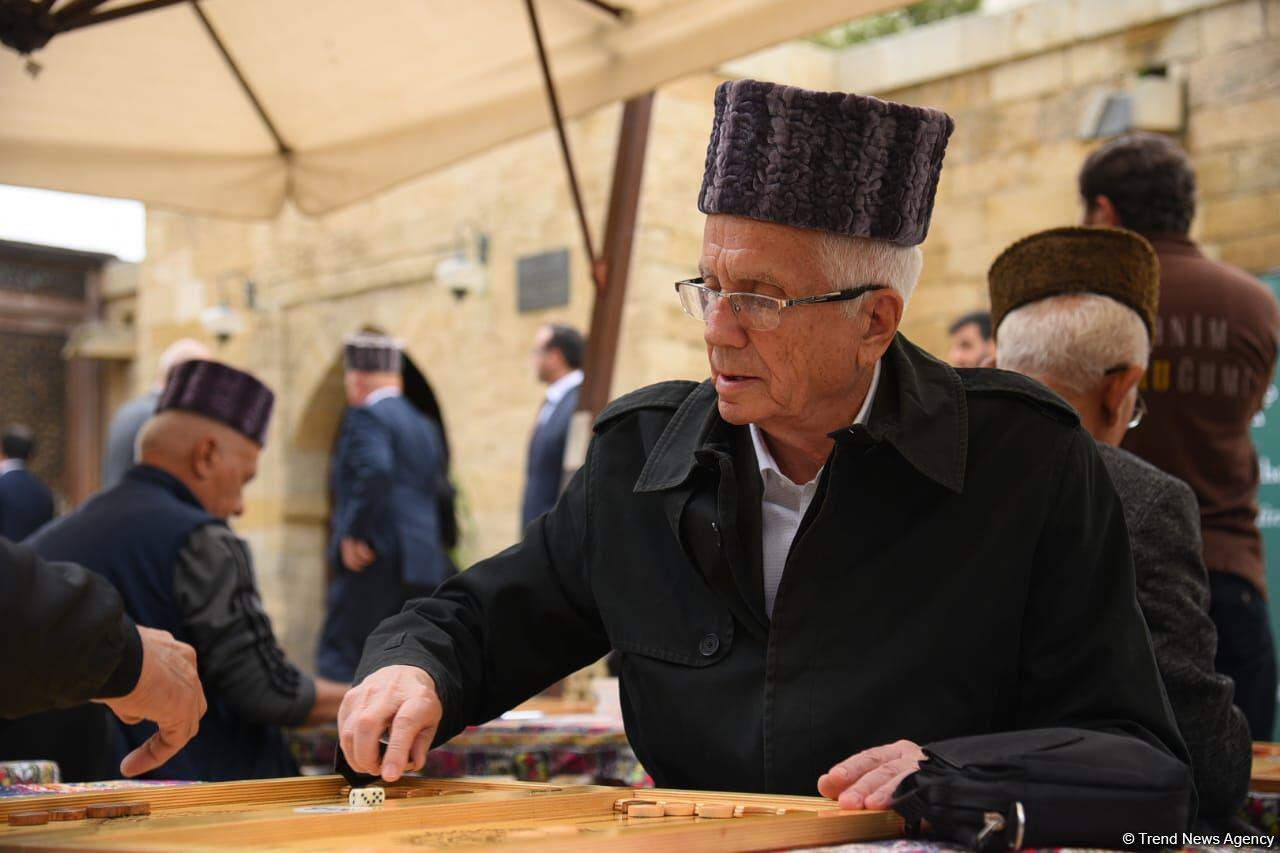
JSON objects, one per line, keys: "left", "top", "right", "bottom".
{"left": 517, "top": 248, "right": 570, "bottom": 313}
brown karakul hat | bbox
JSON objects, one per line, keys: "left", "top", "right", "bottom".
{"left": 988, "top": 226, "right": 1160, "bottom": 337}
{"left": 698, "top": 79, "right": 955, "bottom": 246}
{"left": 344, "top": 331, "right": 403, "bottom": 373}
{"left": 157, "top": 360, "right": 275, "bottom": 446}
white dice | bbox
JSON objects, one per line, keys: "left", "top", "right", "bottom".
{"left": 348, "top": 787, "right": 386, "bottom": 808}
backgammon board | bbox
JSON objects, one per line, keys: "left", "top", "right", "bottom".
{"left": 0, "top": 775, "right": 903, "bottom": 851}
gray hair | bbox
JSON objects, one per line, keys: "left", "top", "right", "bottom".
{"left": 996, "top": 293, "right": 1149, "bottom": 395}
{"left": 818, "top": 233, "right": 923, "bottom": 316}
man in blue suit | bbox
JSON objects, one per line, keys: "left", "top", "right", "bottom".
{"left": 0, "top": 425, "right": 55, "bottom": 541}
{"left": 521, "top": 324, "right": 584, "bottom": 530}
{"left": 316, "top": 332, "right": 453, "bottom": 682}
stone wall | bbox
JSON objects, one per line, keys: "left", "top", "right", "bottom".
{"left": 130, "top": 0, "right": 1280, "bottom": 668}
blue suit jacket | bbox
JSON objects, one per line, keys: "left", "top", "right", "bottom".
{"left": 0, "top": 466, "right": 55, "bottom": 542}
{"left": 330, "top": 395, "right": 450, "bottom": 587}
{"left": 521, "top": 385, "right": 579, "bottom": 530}
{"left": 317, "top": 395, "right": 451, "bottom": 681}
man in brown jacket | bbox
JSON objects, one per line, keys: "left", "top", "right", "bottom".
{"left": 1080, "top": 133, "right": 1280, "bottom": 739}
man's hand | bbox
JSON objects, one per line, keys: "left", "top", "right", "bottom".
{"left": 96, "top": 626, "right": 207, "bottom": 778}
{"left": 817, "top": 740, "right": 925, "bottom": 810}
{"left": 338, "top": 665, "right": 442, "bottom": 783}
{"left": 340, "top": 537, "right": 376, "bottom": 572}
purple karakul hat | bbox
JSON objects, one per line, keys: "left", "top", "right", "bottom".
{"left": 698, "top": 79, "right": 955, "bottom": 246}
{"left": 157, "top": 359, "right": 275, "bottom": 446}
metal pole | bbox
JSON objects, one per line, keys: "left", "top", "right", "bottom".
{"left": 577, "top": 92, "right": 654, "bottom": 418}
{"left": 523, "top": 0, "right": 603, "bottom": 290}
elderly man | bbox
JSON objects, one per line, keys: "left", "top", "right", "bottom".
{"left": 991, "top": 226, "right": 1250, "bottom": 828}
{"left": 30, "top": 360, "right": 347, "bottom": 781}
{"left": 316, "top": 332, "right": 453, "bottom": 683}
{"left": 338, "top": 80, "right": 1185, "bottom": 810}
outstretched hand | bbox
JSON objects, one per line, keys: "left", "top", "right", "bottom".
{"left": 817, "top": 739, "right": 925, "bottom": 810}
{"left": 97, "top": 626, "right": 207, "bottom": 777}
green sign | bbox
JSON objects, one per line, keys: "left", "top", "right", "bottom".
{"left": 1251, "top": 270, "right": 1280, "bottom": 738}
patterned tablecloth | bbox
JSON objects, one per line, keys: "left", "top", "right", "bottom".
{"left": 0, "top": 761, "right": 59, "bottom": 787}
{"left": 286, "top": 713, "right": 650, "bottom": 786}
{"left": 0, "top": 778, "right": 196, "bottom": 797}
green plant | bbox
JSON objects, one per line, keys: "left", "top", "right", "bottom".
{"left": 810, "top": 0, "right": 982, "bottom": 49}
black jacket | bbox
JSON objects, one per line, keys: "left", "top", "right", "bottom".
{"left": 0, "top": 466, "right": 55, "bottom": 542}
{"left": 0, "top": 537, "right": 141, "bottom": 718}
{"left": 358, "top": 335, "right": 1188, "bottom": 796}
{"left": 0, "top": 537, "right": 142, "bottom": 780}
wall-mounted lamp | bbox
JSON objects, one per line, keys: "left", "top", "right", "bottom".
{"left": 200, "top": 301, "right": 245, "bottom": 345}
{"left": 434, "top": 223, "right": 490, "bottom": 301}
{"left": 199, "top": 270, "right": 254, "bottom": 345}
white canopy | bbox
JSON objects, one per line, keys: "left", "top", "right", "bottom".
{"left": 0, "top": 0, "right": 903, "bottom": 218}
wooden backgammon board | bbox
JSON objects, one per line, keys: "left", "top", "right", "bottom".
{"left": 0, "top": 775, "right": 903, "bottom": 851}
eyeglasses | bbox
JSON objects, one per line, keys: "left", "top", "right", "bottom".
{"left": 1104, "top": 366, "right": 1147, "bottom": 429}
{"left": 674, "top": 278, "right": 887, "bottom": 332}
{"left": 1128, "top": 390, "right": 1147, "bottom": 429}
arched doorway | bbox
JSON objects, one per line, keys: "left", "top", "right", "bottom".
{"left": 277, "top": 338, "right": 463, "bottom": 670}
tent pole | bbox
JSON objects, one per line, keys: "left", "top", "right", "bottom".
{"left": 577, "top": 92, "right": 654, "bottom": 419}
{"left": 523, "top": 0, "right": 603, "bottom": 291}
{"left": 559, "top": 91, "right": 653, "bottom": 480}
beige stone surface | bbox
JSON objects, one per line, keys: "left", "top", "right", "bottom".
{"left": 125, "top": 0, "right": 1280, "bottom": 673}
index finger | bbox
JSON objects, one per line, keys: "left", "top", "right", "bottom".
{"left": 381, "top": 697, "right": 439, "bottom": 782}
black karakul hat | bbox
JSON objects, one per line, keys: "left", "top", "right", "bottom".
{"left": 344, "top": 331, "right": 403, "bottom": 373}
{"left": 157, "top": 359, "right": 275, "bottom": 446}
{"left": 698, "top": 79, "right": 955, "bottom": 246}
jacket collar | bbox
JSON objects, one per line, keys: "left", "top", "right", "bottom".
{"left": 634, "top": 334, "right": 967, "bottom": 495}
{"left": 124, "top": 464, "right": 211, "bottom": 512}
{"left": 1140, "top": 231, "right": 1202, "bottom": 259}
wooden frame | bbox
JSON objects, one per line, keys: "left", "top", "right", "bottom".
{"left": 0, "top": 775, "right": 903, "bottom": 851}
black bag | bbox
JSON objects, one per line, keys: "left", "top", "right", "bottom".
{"left": 891, "top": 728, "right": 1193, "bottom": 850}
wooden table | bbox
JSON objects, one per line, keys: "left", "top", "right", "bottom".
{"left": 0, "top": 775, "right": 902, "bottom": 851}
{"left": 1252, "top": 742, "right": 1280, "bottom": 793}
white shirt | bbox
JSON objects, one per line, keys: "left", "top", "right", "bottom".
{"left": 538, "top": 369, "right": 583, "bottom": 426}
{"left": 0, "top": 459, "right": 22, "bottom": 478}
{"left": 363, "top": 386, "right": 402, "bottom": 408}
{"left": 750, "top": 359, "right": 881, "bottom": 618}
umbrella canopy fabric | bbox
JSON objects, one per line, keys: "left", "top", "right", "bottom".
{"left": 0, "top": 0, "right": 905, "bottom": 219}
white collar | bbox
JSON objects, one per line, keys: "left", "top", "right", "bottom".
{"left": 545, "top": 370, "right": 584, "bottom": 406}
{"left": 363, "top": 386, "right": 402, "bottom": 407}
{"left": 749, "top": 359, "right": 881, "bottom": 485}
{"left": 0, "top": 459, "right": 23, "bottom": 476}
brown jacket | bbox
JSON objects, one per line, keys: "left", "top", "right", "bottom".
{"left": 1122, "top": 234, "right": 1280, "bottom": 596}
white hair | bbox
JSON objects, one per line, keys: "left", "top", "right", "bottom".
{"left": 818, "top": 233, "right": 924, "bottom": 316}
{"left": 996, "top": 293, "right": 1149, "bottom": 395}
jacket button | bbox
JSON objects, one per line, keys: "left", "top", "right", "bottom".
{"left": 699, "top": 633, "right": 720, "bottom": 657}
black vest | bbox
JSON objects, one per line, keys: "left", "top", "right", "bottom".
{"left": 29, "top": 466, "right": 297, "bottom": 781}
